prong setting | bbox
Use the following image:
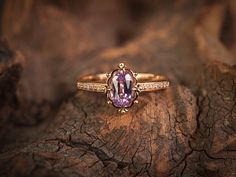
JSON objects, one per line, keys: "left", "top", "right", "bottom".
{"left": 118, "top": 62, "right": 125, "bottom": 69}
{"left": 119, "top": 108, "right": 128, "bottom": 114}
{"left": 133, "top": 84, "right": 142, "bottom": 93}
{"left": 106, "top": 73, "right": 111, "bottom": 78}
{"left": 136, "top": 84, "right": 142, "bottom": 93}
{"left": 77, "top": 62, "right": 169, "bottom": 114}
{"left": 106, "top": 62, "right": 138, "bottom": 113}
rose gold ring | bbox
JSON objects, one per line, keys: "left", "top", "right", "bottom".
{"left": 77, "top": 63, "right": 170, "bottom": 113}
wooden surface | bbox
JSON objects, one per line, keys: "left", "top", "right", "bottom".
{"left": 0, "top": 0, "right": 236, "bottom": 176}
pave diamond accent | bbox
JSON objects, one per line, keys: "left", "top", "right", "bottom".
{"left": 138, "top": 81, "right": 169, "bottom": 91}
{"left": 77, "top": 63, "right": 170, "bottom": 113}
{"left": 77, "top": 83, "right": 107, "bottom": 92}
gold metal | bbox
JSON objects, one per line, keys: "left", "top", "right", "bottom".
{"left": 118, "top": 62, "right": 125, "bottom": 69}
{"left": 119, "top": 108, "right": 128, "bottom": 113}
{"left": 77, "top": 73, "right": 169, "bottom": 92}
{"left": 106, "top": 73, "right": 111, "bottom": 77}
{"left": 76, "top": 63, "right": 170, "bottom": 112}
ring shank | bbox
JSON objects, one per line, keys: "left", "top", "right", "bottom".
{"left": 79, "top": 73, "right": 168, "bottom": 82}
{"left": 77, "top": 73, "right": 169, "bottom": 92}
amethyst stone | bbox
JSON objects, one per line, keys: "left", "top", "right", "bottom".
{"left": 108, "top": 69, "right": 137, "bottom": 108}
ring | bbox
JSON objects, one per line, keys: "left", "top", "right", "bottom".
{"left": 77, "top": 63, "right": 170, "bottom": 113}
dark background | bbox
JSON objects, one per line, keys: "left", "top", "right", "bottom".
{"left": 0, "top": 0, "right": 236, "bottom": 177}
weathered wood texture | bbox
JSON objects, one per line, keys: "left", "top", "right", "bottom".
{"left": 0, "top": 0, "right": 236, "bottom": 177}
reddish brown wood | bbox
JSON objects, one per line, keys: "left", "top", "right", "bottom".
{"left": 0, "top": 0, "right": 235, "bottom": 177}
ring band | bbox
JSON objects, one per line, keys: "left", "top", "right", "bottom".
{"left": 77, "top": 63, "right": 170, "bottom": 113}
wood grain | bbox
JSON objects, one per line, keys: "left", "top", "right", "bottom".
{"left": 0, "top": 0, "right": 235, "bottom": 176}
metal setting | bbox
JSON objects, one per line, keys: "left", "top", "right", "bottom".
{"left": 77, "top": 62, "right": 170, "bottom": 113}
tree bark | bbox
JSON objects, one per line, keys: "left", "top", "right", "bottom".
{"left": 0, "top": 0, "right": 236, "bottom": 177}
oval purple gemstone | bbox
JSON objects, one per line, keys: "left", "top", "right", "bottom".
{"left": 108, "top": 69, "right": 137, "bottom": 108}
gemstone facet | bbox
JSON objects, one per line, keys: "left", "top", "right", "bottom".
{"left": 107, "top": 69, "right": 137, "bottom": 108}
